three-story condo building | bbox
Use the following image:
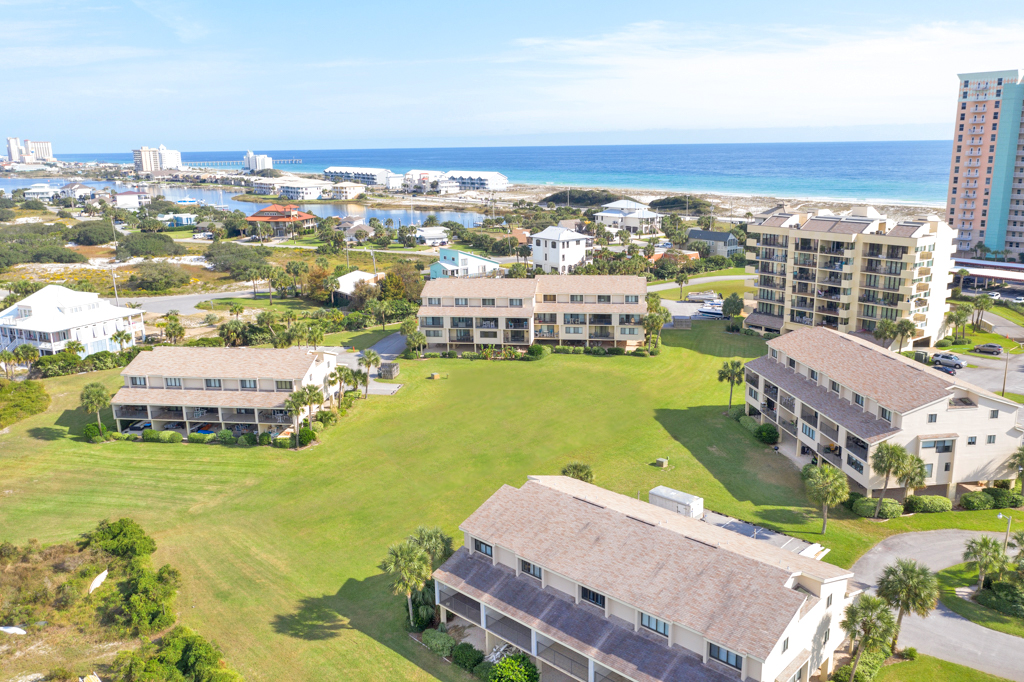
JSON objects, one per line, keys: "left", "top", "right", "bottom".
{"left": 110, "top": 347, "right": 338, "bottom": 437}
{"left": 435, "top": 476, "right": 855, "bottom": 682}
{"left": 744, "top": 327, "right": 1022, "bottom": 501}
{"left": 743, "top": 207, "right": 953, "bottom": 347}
{"left": 419, "top": 276, "right": 647, "bottom": 351}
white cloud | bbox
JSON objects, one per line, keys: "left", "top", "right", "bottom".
{"left": 130, "top": 0, "right": 209, "bottom": 41}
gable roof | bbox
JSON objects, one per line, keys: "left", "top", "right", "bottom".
{"left": 532, "top": 225, "right": 588, "bottom": 241}
{"left": 119, "top": 346, "right": 330, "bottom": 381}
{"left": 0, "top": 285, "right": 140, "bottom": 333}
{"left": 687, "top": 229, "right": 734, "bottom": 243}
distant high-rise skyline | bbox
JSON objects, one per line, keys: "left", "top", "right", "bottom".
{"left": 946, "top": 70, "right": 1024, "bottom": 257}
{"left": 6, "top": 137, "right": 54, "bottom": 163}
{"left": 132, "top": 144, "right": 182, "bottom": 173}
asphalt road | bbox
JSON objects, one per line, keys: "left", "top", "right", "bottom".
{"left": 117, "top": 289, "right": 255, "bottom": 315}
{"left": 851, "top": 530, "right": 1022, "bottom": 682}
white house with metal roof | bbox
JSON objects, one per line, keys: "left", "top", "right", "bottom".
{"left": 594, "top": 199, "right": 663, "bottom": 234}
{"left": 0, "top": 285, "right": 145, "bottom": 357}
{"left": 530, "top": 225, "right": 593, "bottom": 273}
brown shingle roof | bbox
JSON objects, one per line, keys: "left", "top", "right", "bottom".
{"left": 111, "top": 387, "right": 288, "bottom": 409}
{"left": 885, "top": 222, "right": 927, "bottom": 238}
{"left": 421, "top": 275, "right": 648, "bottom": 299}
{"left": 421, "top": 278, "right": 539, "bottom": 298}
{"left": 119, "top": 346, "right": 325, "bottom": 381}
{"left": 744, "top": 312, "right": 784, "bottom": 330}
{"left": 535, "top": 275, "right": 647, "bottom": 296}
{"left": 458, "top": 477, "right": 848, "bottom": 659}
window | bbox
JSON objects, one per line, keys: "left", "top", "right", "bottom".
{"left": 945, "top": 462, "right": 951, "bottom": 472}
{"left": 165, "top": 377, "right": 181, "bottom": 387}
{"left": 968, "top": 436, "right": 977, "bottom": 445}
{"left": 520, "top": 559, "right": 542, "bottom": 579}
{"left": 790, "top": 669, "right": 803, "bottom": 682}
{"left": 879, "top": 407, "right": 892, "bottom": 423}
{"left": 987, "top": 435, "right": 996, "bottom": 444}
{"left": 473, "top": 539, "right": 492, "bottom": 557}
{"left": 570, "top": 294, "right": 583, "bottom": 302}
{"left": 427, "top": 297, "right": 440, "bottom": 305}
{"left": 509, "top": 298, "right": 523, "bottom": 307}
{"left": 748, "top": 387, "right": 758, "bottom": 400}
{"left": 482, "top": 298, "right": 495, "bottom": 307}
{"left": 846, "top": 454, "right": 864, "bottom": 474}
{"left": 455, "top": 298, "right": 468, "bottom": 307}
{"left": 788, "top": 358, "right": 796, "bottom": 369}
{"left": 625, "top": 295, "right": 639, "bottom": 303}
{"left": 598, "top": 295, "right": 611, "bottom": 303}
{"left": 826, "top": 594, "right": 833, "bottom": 608}
{"left": 924, "top": 464, "right": 934, "bottom": 477}
{"left": 581, "top": 587, "right": 605, "bottom": 608}
{"left": 543, "top": 294, "right": 556, "bottom": 302}
{"left": 771, "top": 349, "right": 778, "bottom": 359}
{"left": 565, "top": 326, "right": 582, "bottom": 334}
{"left": 275, "top": 380, "right": 293, "bottom": 390}
{"left": 480, "top": 331, "right": 497, "bottom": 338}
{"left": 990, "top": 409, "right": 999, "bottom": 419}
{"left": 830, "top": 380, "right": 839, "bottom": 393}
{"left": 240, "top": 379, "right": 257, "bottom": 389}
{"left": 708, "top": 644, "right": 742, "bottom": 670}
{"left": 640, "top": 613, "right": 668, "bottom": 636}
{"left": 205, "top": 379, "right": 221, "bottom": 388}
{"left": 802, "top": 423, "right": 816, "bottom": 440}
{"left": 425, "top": 329, "right": 442, "bottom": 337}
{"left": 782, "top": 637, "right": 789, "bottom": 653}
{"left": 806, "top": 369, "right": 816, "bottom": 380}
{"left": 824, "top": 629, "right": 830, "bottom": 643}
{"left": 928, "top": 414, "right": 937, "bottom": 423}
{"left": 130, "top": 376, "right": 146, "bottom": 386}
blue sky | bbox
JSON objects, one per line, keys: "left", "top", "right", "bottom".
{"left": 4, "top": 0, "right": 1023, "bottom": 152}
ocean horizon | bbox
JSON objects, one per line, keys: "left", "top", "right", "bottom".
{"left": 60, "top": 140, "right": 952, "bottom": 205}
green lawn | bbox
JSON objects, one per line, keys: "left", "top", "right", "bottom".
{"left": 197, "top": 295, "right": 326, "bottom": 314}
{"left": 0, "top": 322, "right": 1016, "bottom": 681}
{"left": 946, "top": 332, "right": 1024, "bottom": 356}
{"left": 1000, "top": 392, "right": 1024, "bottom": 405}
{"left": 659, "top": 280, "right": 753, "bottom": 301}
{"left": 323, "top": 323, "right": 402, "bottom": 349}
{"left": 876, "top": 655, "right": 1013, "bottom": 682}
{"left": 936, "top": 563, "right": 1024, "bottom": 639}
{"left": 986, "top": 305, "right": 1024, "bottom": 328}
{"left": 649, "top": 267, "right": 747, "bottom": 286}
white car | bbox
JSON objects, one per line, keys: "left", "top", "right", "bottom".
{"left": 1014, "top": 296, "right": 1024, "bottom": 303}
{"left": 988, "top": 292, "right": 1001, "bottom": 299}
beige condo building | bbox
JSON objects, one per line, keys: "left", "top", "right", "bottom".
{"left": 743, "top": 207, "right": 953, "bottom": 347}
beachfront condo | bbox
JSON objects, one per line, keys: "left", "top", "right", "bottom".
{"left": 434, "top": 475, "right": 855, "bottom": 682}
{"left": 743, "top": 206, "right": 953, "bottom": 347}
{"left": 944, "top": 70, "right": 1024, "bottom": 258}
{"left": 110, "top": 346, "right": 338, "bottom": 437}
{"left": 745, "top": 327, "right": 1022, "bottom": 501}
{"left": 418, "top": 275, "right": 647, "bottom": 350}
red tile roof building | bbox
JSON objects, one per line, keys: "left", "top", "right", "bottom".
{"left": 246, "top": 204, "right": 317, "bottom": 237}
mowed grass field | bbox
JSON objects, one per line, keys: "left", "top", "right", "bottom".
{"left": 0, "top": 322, "right": 1016, "bottom": 681}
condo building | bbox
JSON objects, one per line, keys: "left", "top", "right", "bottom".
{"left": 743, "top": 207, "right": 953, "bottom": 347}
{"left": 443, "top": 171, "right": 509, "bottom": 191}
{"left": 110, "top": 347, "right": 338, "bottom": 436}
{"left": 745, "top": 327, "right": 1022, "bottom": 501}
{"left": 133, "top": 145, "right": 182, "bottom": 173}
{"left": 944, "top": 70, "right": 1024, "bottom": 257}
{"left": 324, "top": 166, "right": 398, "bottom": 187}
{"left": 418, "top": 275, "right": 647, "bottom": 350}
{"left": 435, "top": 476, "right": 854, "bottom": 682}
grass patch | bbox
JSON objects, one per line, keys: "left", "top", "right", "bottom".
{"left": 323, "top": 323, "right": 402, "bottom": 349}
{"left": 999, "top": 392, "right": 1024, "bottom": 404}
{"left": 0, "top": 378, "right": 50, "bottom": 428}
{"left": 936, "top": 563, "right": 1024, "bottom": 639}
{"left": 196, "top": 295, "right": 326, "bottom": 314}
{"left": 876, "top": 655, "right": 1013, "bottom": 682}
{"left": 659, "top": 279, "right": 753, "bottom": 301}
{"left": 649, "top": 267, "right": 746, "bottom": 286}
{"left": 947, "top": 331, "right": 1024, "bottom": 355}
{"left": 0, "top": 321, "right": 1018, "bottom": 679}
{"left": 987, "top": 304, "right": 1024, "bottom": 328}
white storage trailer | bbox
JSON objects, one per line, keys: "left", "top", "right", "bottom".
{"left": 648, "top": 486, "right": 704, "bottom": 519}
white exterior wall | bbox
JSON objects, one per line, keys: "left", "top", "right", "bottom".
{"left": 530, "top": 236, "right": 590, "bottom": 274}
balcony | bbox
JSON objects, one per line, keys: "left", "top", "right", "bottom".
{"left": 535, "top": 330, "right": 558, "bottom": 339}
{"left": 794, "top": 243, "right": 817, "bottom": 252}
{"left": 792, "top": 273, "right": 815, "bottom": 282}
{"left": 745, "top": 372, "right": 760, "bottom": 387}
{"left": 450, "top": 332, "right": 474, "bottom": 343}
{"left": 505, "top": 320, "right": 530, "bottom": 330}
{"left": 801, "top": 411, "right": 818, "bottom": 428}
{"left": 817, "top": 443, "right": 842, "bottom": 467}
{"left": 504, "top": 331, "right": 528, "bottom": 344}
{"left": 534, "top": 314, "right": 557, "bottom": 325}
{"left": 764, "top": 384, "right": 778, "bottom": 400}
{"left": 779, "top": 395, "right": 795, "bottom": 412}
{"left": 221, "top": 411, "right": 257, "bottom": 424}
{"left": 595, "top": 671, "right": 631, "bottom": 682}
{"left": 820, "top": 421, "right": 839, "bottom": 441}
{"left": 762, "top": 408, "right": 777, "bottom": 423}
{"left": 420, "top": 320, "right": 443, "bottom": 328}
{"left": 588, "top": 315, "right": 612, "bottom": 326}
{"left": 538, "top": 641, "right": 590, "bottom": 681}
{"left": 618, "top": 315, "right": 642, "bottom": 325}
{"left": 485, "top": 612, "right": 532, "bottom": 651}
{"left": 791, "top": 301, "right": 814, "bottom": 311}
{"left": 151, "top": 408, "right": 186, "bottom": 421}
{"left": 257, "top": 410, "right": 291, "bottom": 424}
{"left": 440, "top": 590, "right": 481, "bottom": 624}
{"left": 450, "top": 320, "right": 474, "bottom": 329}
{"left": 779, "top": 418, "right": 797, "bottom": 436}
{"left": 846, "top": 435, "right": 869, "bottom": 460}
{"left": 477, "top": 319, "right": 499, "bottom": 329}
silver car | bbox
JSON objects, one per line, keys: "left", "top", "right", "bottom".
{"left": 932, "top": 352, "right": 964, "bottom": 369}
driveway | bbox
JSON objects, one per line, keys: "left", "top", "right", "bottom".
{"left": 851, "top": 529, "right": 1022, "bottom": 681}
{"left": 983, "top": 310, "right": 1024, "bottom": 340}
{"left": 958, "top": 352, "right": 1024, "bottom": 395}
{"left": 323, "top": 333, "right": 407, "bottom": 396}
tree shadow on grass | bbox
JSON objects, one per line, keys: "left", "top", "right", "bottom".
{"left": 271, "top": 592, "right": 352, "bottom": 640}
{"left": 27, "top": 426, "right": 67, "bottom": 441}
{"left": 660, "top": 324, "right": 766, "bottom": 359}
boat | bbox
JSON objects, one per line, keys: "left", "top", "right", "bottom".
{"left": 695, "top": 306, "right": 726, "bottom": 319}
{"left": 177, "top": 196, "right": 200, "bottom": 206}
{"left": 686, "top": 290, "right": 721, "bottom": 302}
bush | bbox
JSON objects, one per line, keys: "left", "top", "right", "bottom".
{"left": 158, "top": 430, "right": 182, "bottom": 443}
{"left": 487, "top": 653, "right": 538, "bottom": 682}
{"left": 90, "top": 434, "right": 106, "bottom": 443}
{"left": 588, "top": 346, "right": 607, "bottom": 356}
{"left": 903, "top": 495, "right": 953, "bottom": 514}
{"left": 399, "top": 349, "right": 417, "bottom": 360}
{"left": 461, "top": 352, "right": 479, "bottom": 360}
{"left": 571, "top": 347, "right": 584, "bottom": 354}
{"left": 442, "top": 350, "right": 457, "bottom": 358}
{"left": 298, "top": 427, "right": 316, "bottom": 446}
{"left": 318, "top": 410, "right": 337, "bottom": 426}
{"left": 424, "top": 352, "right": 441, "bottom": 359}
{"left": 649, "top": 347, "right": 661, "bottom": 356}
{"left": 902, "top": 647, "right": 918, "bottom": 660}
{"left": 83, "top": 518, "right": 156, "bottom": 558}
{"left": 843, "top": 491, "right": 865, "bottom": 511}
{"left": 983, "top": 487, "right": 1024, "bottom": 509}
{"left": 960, "top": 490, "right": 995, "bottom": 510}
{"left": 421, "top": 628, "right": 456, "bottom": 657}
{"left": 189, "top": 432, "right": 213, "bottom": 444}
{"left": 239, "top": 433, "right": 258, "bottom": 446}
{"left": 561, "top": 462, "right": 594, "bottom": 483}
{"left": 142, "top": 429, "right": 160, "bottom": 442}
{"left": 310, "top": 421, "right": 324, "bottom": 433}
{"left": 109, "top": 431, "right": 126, "bottom": 441}
{"left": 83, "top": 422, "right": 104, "bottom": 439}
{"left": 127, "top": 261, "right": 190, "bottom": 291}
{"left": 738, "top": 415, "right": 759, "bottom": 433}
{"left": 527, "top": 344, "right": 549, "bottom": 358}
{"left": 977, "top": 582, "right": 1024, "bottom": 619}
{"left": 993, "top": 479, "right": 1012, "bottom": 489}
{"left": 273, "top": 437, "right": 291, "bottom": 449}
{"left": 452, "top": 642, "right": 484, "bottom": 671}
{"left": 184, "top": 336, "right": 225, "bottom": 347}
{"left": 259, "top": 432, "right": 272, "bottom": 445}
{"left": 728, "top": 405, "right": 745, "bottom": 421}
{"left": 830, "top": 645, "right": 891, "bottom": 682}
{"left": 216, "top": 429, "right": 236, "bottom": 445}
{"left": 632, "top": 348, "right": 649, "bottom": 357}
{"left": 935, "top": 339, "right": 952, "bottom": 348}
{"left": 553, "top": 345, "right": 572, "bottom": 354}
{"left": 853, "top": 497, "right": 903, "bottom": 519}
{"left": 473, "top": 662, "right": 494, "bottom": 680}
{"left": 754, "top": 423, "right": 779, "bottom": 444}
{"left": 116, "top": 232, "right": 186, "bottom": 259}
{"left": 45, "top": 667, "right": 75, "bottom": 681}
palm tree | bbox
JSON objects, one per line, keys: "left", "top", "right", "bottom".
{"left": 281, "top": 310, "right": 297, "bottom": 329}
{"left": 717, "top": 360, "right": 745, "bottom": 410}
{"left": 894, "top": 319, "right": 916, "bottom": 353}
{"left": 962, "top": 536, "right": 1003, "bottom": 591}
{"left": 219, "top": 320, "right": 245, "bottom": 346}
{"left": 873, "top": 318, "right": 898, "bottom": 349}
{"left": 15, "top": 343, "right": 39, "bottom": 371}
{"left": 871, "top": 442, "right": 910, "bottom": 518}
{"left": 1007, "top": 529, "right": 1024, "bottom": 559}
{"left": 1008, "top": 444, "right": 1024, "bottom": 482}
{"left": 79, "top": 382, "right": 111, "bottom": 431}
{"left": 805, "top": 465, "right": 849, "bottom": 534}
{"left": 840, "top": 595, "right": 898, "bottom": 682}
{"left": 675, "top": 273, "right": 689, "bottom": 300}
{"left": 307, "top": 326, "right": 324, "bottom": 350}
{"left": 972, "top": 294, "right": 994, "bottom": 331}
{"left": 407, "top": 331, "right": 426, "bottom": 355}
{"left": 230, "top": 303, "right": 244, "bottom": 320}
{"left": 335, "top": 366, "right": 354, "bottom": 399}
{"left": 301, "top": 385, "right": 324, "bottom": 427}
{"left": 360, "top": 348, "right": 381, "bottom": 379}
{"left": 284, "top": 393, "right": 305, "bottom": 450}
{"left": 955, "top": 268, "right": 970, "bottom": 288}
{"left": 354, "top": 369, "right": 370, "bottom": 399}
{"left": 379, "top": 540, "right": 432, "bottom": 627}
{"left": 897, "top": 455, "right": 927, "bottom": 498}
{"left": 64, "top": 340, "right": 86, "bottom": 356}
{"left": 256, "top": 310, "right": 278, "bottom": 333}
{"left": 164, "top": 319, "right": 185, "bottom": 345}
{"left": 876, "top": 558, "right": 939, "bottom": 650}
{"left": 0, "top": 349, "right": 15, "bottom": 380}
{"left": 111, "top": 330, "right": 132, "bottom": 353}
{"left": 409, "top": 526, "right": 454, "bottom": 568}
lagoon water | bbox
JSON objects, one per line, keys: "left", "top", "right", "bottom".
{"left": 59, "top": 140, "right": 953, "bottom": 205}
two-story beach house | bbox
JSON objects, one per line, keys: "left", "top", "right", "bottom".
{"left": 435, "top": 476, "right": 855, "bottom": 682}
{"left": 530, "top": 225, "right": 594, "bottom": 274}
{"left": 430, "top": 248, "right": 502, "bottom": 279}
{"left": 744, "top": 327, "right": 1022, "bottom": 500}
{"left": 0, "top": 285, "right": 145, "bottom": 357}
{"left": 419, "top": 275, "right": 647, "bottom": 351}
{"left": 594, "top": 200, "right": 663, "bottom": 234}
{"left": 110, "top": 346, "right": 338, "bottom": 437}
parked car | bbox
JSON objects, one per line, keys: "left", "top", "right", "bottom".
{"left": 162, "top": 421, "right": 185, "bottom": 430}
{"left": 988, "top": 292, "right": 1001, "bottom": 299}
{"left": 932, "top": 352, "right": 964, "bottom": 369}
{"left": 933, "top": 365, "right": 957, "bottom": 376}
{"left": 126, "top": 421, "right": 151, "bottom": 433}
{"left": 973, "top": 343, "right": 1003, "bottom": 355}
{"left": 1015, "top": 296, "right": 1024, "bottom": 303}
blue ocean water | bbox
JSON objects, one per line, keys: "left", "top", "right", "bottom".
{"left": 59, "top": 140, "right": 952, "bottom": 205}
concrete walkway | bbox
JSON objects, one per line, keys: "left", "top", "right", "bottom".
{"left": 323, "top": 332, "right": 408, "bottom": 396}
{"left": 851, "top": 529, "right": 1022, "bottom": 681}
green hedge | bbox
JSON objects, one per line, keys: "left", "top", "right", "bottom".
{"left": 960, "top": 491, "right": 995, "bottom": 510}
{"left": 188, "top": 432, "right": 213, "bottom": 444}
{"left": 452, "top": 642, "right": 484, "bottom": 671}
{"left": 983, "top": 487, "right": 1024, "bottom": 509}
{"left": 902, "top": 495, "right": 952, "bottom": 513}
{"left": 830, "top": 645, "right": 891, "bottom": 682}
{"left": 754, "top": 423, "right": 779, "bottom": 444}
{"left": 421, "top": 628, "right": 456, "bottom": 657}
{"left": 142, "top": 429, "right": 160, "bottom": 442}
{"left": 158, "top": 430, "right": 182, "bottom": 443}
{"left": 976, "top": 581, "right": 1024, "bottom": 618}
{"left": 0, "top": 379, "right": 50, "bottom": 428}
{"left": 853, "top": 497, "right": 902, "bottom": 519}
{"left": 738, "top": 415, "right": 759, "bottom": 434}
{"left": 472, "top": 661, "right": 493, "bottom": 679}
{"left": 843, "top": 491, "right": 865, "bottom": 511}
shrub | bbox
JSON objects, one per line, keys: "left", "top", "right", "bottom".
{"left": 842, "top": 491, "right": 865, "bottom": 511}
{"left": 32, "top": 352, "right": 83, "bottom": 378}
{"left": 589, "top": 346, "right": 608, "bottom": 356}
{"left": 977, "top": 584, "right": 1024, "bottom": 619}
{"left": 239, "top": 433, "right": 258, "bottom": 446}
{"left": 903, "top": 495, "right": 953, "bottom": 514}
{"left": 424, "top": 352, "right": 441, "bottom": 359}
{"left": 142, "top": 429, "right": 160, "bottom": 442}
{"left": 83, "top": 422, "right": 103, "bottom": 439}
{"left": 45, "top": 667, "right": 75, "bottom": 681}
{"left": 527, "top": 344, "right": 549, "bottom": 358}
{"left": 935, "top": 339, "right": 952, "bottom": 348}
{"left": 983, "top": 487, "right": 1024, "bottom": 509}
{"left": 318, "top": 410, "right": 338, "bottom": 426}
{"left": 259, "top": 432, "right": 272, "bottom": 445}
{"left": 738, "top": 415, "right": 759, "bottom": 434}
{"left": 442, "top": 350, "right": 458, "bottom": 358}
{"left": 184, "top": 336, "right": 225, "bottom": 347}
{"left": 90, "top": 434, "right": 105, "bottom": 443}
{"left": 399, "top": 349, "right": 417, "bottom": 360}
{"left": 421, "top": 628, "right": 456, "bottom": 657}
{"left": 189, "top": 432, "right": 212, "bottom": 444}
{"left": 993, "top": 479, "right": 1012, "bottom": 489}
{"left": 310, "top": 421, "right": 324, "bottom": 433}
{"left": 960, "top": 490, "right": 995, "bottom": 510}
{"left": 158, "top": 430, "right": 182, "bottom": 443}
{"left": 127, "top": 261, "right": 190, "bottom": 291}
{"left": 727, "top": 405, "right": 745, "bottom": 421}
{"left": 902, "top": 647, "right": 918, "bottom": 660}
{"left": 83, "top": 518, "right": 156, "bottom": 558}
{"left": 298, "top": 427, "right": 316, "bottom": 446}
{"left": 109, "top": 431, "right": 126, "bottom": 441}
{"left": 461, "top": 352, "right": 479, "bottom": 360}
{"left": 754, "top": 423, "right": 779, "bottom": 444}
{"left": 553, "top": 345, "right": 572, "bottom": 354}
{"left": 561, "top": 462, "right": 594, "bottom": 483}
{"left": 571, "top": 347, "right": 584, "bottom": 354}
{"left": 452, "top": 642, "right": 484, "bottom": 671}
{"left": 487, "top": 653, "right": 538, "bottom": 682}
{"left": 830, "top": 645, "right": 891, "bottom": 682}
{"left": 853, "top": 497, "right": 903, "bottom": 519}
{"left": 216, "top": 429, "right": 236, "bottom": 445}
{"left": 632, "top": 348, "right": 649, "bottom": 357}
{"left": 473, "top": 662, "right": 493, "bottom": 680}
{"left": 273, "top": 437, "right": 291, "bottom": 449}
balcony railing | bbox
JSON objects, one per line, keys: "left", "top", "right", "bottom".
{"left": 221, "top": 412, "right": 257, "bottom": 424}
{"left": 257, "top": 410, "right": 291, "bottom": 424}
{"left": 506, "top": 321, "right": 530, "bottom": 330}
{"left": 779, "top": 395, "right": 795, "bottom": 412}
{"left": 476, "top": 321, "right": 498, "bottom": 329}
{"left": 817, "top": 443, "right": 842, "bottom": 466}
{"left": 538, "top": 641, "right": 590, "bottom": 681}
{"left": 595, "top": 670, "right": 631, "bottom": 682}
{"left": 762, "top": 408, "right": 777, "bottom": 422}
{"left": 820, "top": 422, "right": 839, "bottom": 441}
{"left": 151, "top": 408, "right": 186, "bottom": 420}
{"left": 114, "top": 407, "right": 148, "bottom": 419}
{"left": 450, "top": 321, "right": 473, "bottom": 329}
{"left": 845, "top": 436, "right": 868, "bottom": 460}
{"left": 485, "top": 613, "right": 532, "bottom": 651}
{"left": 589, "top": 333, "right": 613, "bottom": 340}
{"left": 779, "top": 418, "right": 797, "bottom": 435}
{"left": 440, "top": 590, "right": 481, "bottom": 624}
{"left": 764, "top": 385, "right": 778, "bottom": 399}
{"left": 535, "top": 330, "right": 557, "bottom": 338}
{"left": 801, "top": 413, "right": 818, "bottom": 428}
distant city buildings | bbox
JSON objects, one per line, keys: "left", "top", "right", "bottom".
{"left": 246, "top": 204, "right": 317, "bottom": 238}
{"left": 244, "top": 151, "right": 273, "bottom": 172}
{"left": 443, "top": 171, "right": 509, "bottom": 191}
{"left": 113, "top": 190, "right": 152, "bottom": 209}
{"left": 133, "top": 145, "right": 182, "bottom": 173}
{"left": 404, "top": 169, "right": 447, "bottom": 192}
{"left": 323, "top": 166, "right": 509, "bottom": 193}
{"left": 6, "top": 137, "right": 55, "bottom": 163}
{"left": 329, "top": 182, "right": 366, "bottom": 201}
{"left": 945, "top": 70, "right": 1024, "bottom": 258}
{"left": 324, "top": 167, "right": 400, "bottom": 188}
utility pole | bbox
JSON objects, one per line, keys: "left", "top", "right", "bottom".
{"left": 110, "top": 216, "right": 120, "bottom": 306}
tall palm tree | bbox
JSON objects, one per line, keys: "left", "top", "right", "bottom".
{"left": 871, "top": 442, "right": 910, "bottom": 518}
{"left": 360, "top": 349, "right": 381, "bottom": 379}
{"left": 407, "top": 331, "right": 426, "bottom": 355}
{"left": 378, "top": 540, "right": 432, "bottom": 627}
{"left": 897, "top": 455, "right": 927, "bottom": 498}
{"left": 873, "top": 318, "right": 898, "bottom": 349}
{"left": 894, "top": 319, "right": 916, "bottom": 353}
{"left": 354, "top": 369, "right": 370, "bottom": 399}
{"left": 79, "top": 382, "right": 111, "bottom": 430}
{"left": 876, "top": 558, "right": 939, "bottom": 650}
{"left": 408, "top": 526, "right": 454, "bottom": 568}
{"left": 301, "top": 385, "right": 324, "bottom": 427}
{"left": 962, "top": 536, "right": 1003, "bottom": 591}
{"left": 282, "top": 310, "right": 297, "bottom": 329}
{"left": 1008, "top": 444, "right": 1024, "bottom": 482}
{"left": 805, "top": 465, "right": 849, "bottom": 534}
{"left": 307, "top": 326, "right": 324, "bottom": 350}
{"left": 675, "top": 273, "right": 689, "bottom": 300}
{"left": 0, "top": 349, "right": 15, "bottom": 380}
{"left": 972, "top": 294, "right": 994, "bottom": 331}
{"left": 717, "top": 360, "right": 745, "bottom": 410}
{"left": 335, "top": 366, "right": 354, "bottom": 398}
{"left": 63, "top": 340, "right": 86, "bottom": 356}
{"left": 230, "top": 303, "right": 244, "bottom": 320}
{"left": 284, "top": 393, "right": 305, "bottom": 450}
{"left": 256, "top": 310, "right": 278, "bottom": 334}
{"left": 840, "top": 595, "right": 898, "bottom": 682}
{"left": 110, "top": 330, "right": 131, "bottom": 353}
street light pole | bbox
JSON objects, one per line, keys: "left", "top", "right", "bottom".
{"left": 1001, "top": 341, "right": 1024, "bottom": 396}
{"left": 997, "top": 512, "right": 1014, "bottom": 554}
